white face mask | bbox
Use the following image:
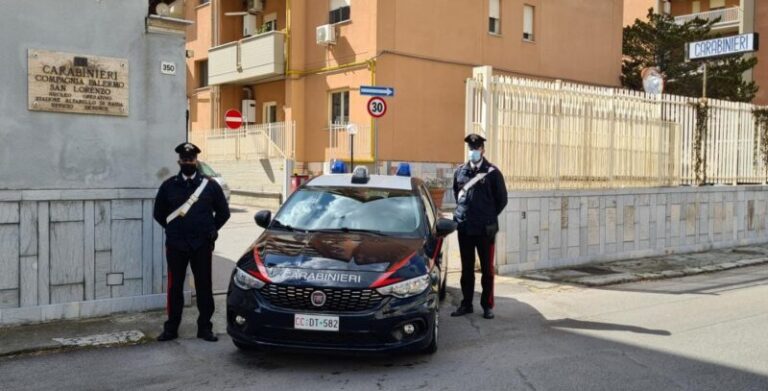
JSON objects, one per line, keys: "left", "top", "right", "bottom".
{"left": 468, "top": 149, "right": 482, "bottom": 163}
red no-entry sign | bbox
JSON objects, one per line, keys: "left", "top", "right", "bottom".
{"left": 225, "top": 109, "right": 243, "bottom": 129}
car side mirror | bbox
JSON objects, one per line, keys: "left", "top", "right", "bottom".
{"left": 254, "top": 210, "right": 272, "bottom": 228}
{"left": 435, "top": 218, "right": 457, "bottom": 237}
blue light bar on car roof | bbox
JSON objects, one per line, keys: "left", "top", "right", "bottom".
{"left": 395, "top": 162, "right": 411, "bottom": 177}
{"left": 330, "top": 160, "right": 346, "bottom": 174}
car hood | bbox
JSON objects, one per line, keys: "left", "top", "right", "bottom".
{"left": 256, "top": 231, "right": 423, "bottom": 274}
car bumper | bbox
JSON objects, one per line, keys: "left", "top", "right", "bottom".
{"left": 226, "top": 283, "right": 437, "bottom": 353}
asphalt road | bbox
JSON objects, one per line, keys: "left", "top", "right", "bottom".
{"left": 1, "top": 263, "right": 767, "bottom": 390}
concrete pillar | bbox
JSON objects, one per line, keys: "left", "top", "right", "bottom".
{"left": 471, "top": 66, "right": 494, "bottom": 158}
{"left": 282, "top": 158, "right": 294, "bottom": 204}
{"left": 740, "top": 0, "right": 756, "bottom": 83}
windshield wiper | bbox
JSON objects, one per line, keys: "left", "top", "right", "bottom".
{"left": 312, "top": 227, "right": 390, "bottom": 236}
{"left": 270, "top": 219, "right": 296, "bottom": 232}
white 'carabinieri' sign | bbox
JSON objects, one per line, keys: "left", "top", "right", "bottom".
{"left": 686, "top": 33, "right": 759, "bottom": 61}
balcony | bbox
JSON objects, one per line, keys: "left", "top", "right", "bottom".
{"left": 208, "top": 31, "right": 285, "bottom": 86}
{"left": 674, "top": 7, "right": 741, "bottom": 32}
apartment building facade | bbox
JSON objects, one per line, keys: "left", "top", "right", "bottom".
{"left": 185, "top": 0, "right": 625, "bottom": 174}
{"left": 630, "top": 0, "right": 767, "bottom": 104}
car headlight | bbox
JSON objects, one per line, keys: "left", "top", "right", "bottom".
{"left": 233, "top": 268, "right": 266, "bottom": 290}
{"left": 376, "top": 274, "right": 430, "bottom": 298}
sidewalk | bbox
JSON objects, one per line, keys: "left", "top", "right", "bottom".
{"left": 0, "top": 294, "right": 229, "bottom": 357}
{"left": 522, "top": 244, "right": 768, "bottom": 286}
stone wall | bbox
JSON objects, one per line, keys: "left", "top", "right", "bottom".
{"left": 497, "top": 186, "right": 768, "bottom": 274}
{"left": 0, "top": 190, "right": 185, "bottom": 325}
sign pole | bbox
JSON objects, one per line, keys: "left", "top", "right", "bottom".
{"left": 374, "top": 118, "right": 379, "bottom": 174}
{"left": 702, "top": 62, "right": 708, "bottom": 99}
{"left": 350, "top": 133, "right": 355, "bottom": 173}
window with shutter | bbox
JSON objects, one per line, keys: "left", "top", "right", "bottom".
{"left": 691, "top": 1, "right": 701, "bottom": 13}
{"left": 489, "top": 0, "right": 501, "bottom": 34}
{"left": 329, "top": 0, "right": 351, "bottom": 24}
{"left": 523, "top": 5, "right": 534, "bottom": 41}
{"left": 330, "top": 91, "right": 350, "bottom": 125}
{"left": 709, "top": 0, "right": 725, "bottom": 9}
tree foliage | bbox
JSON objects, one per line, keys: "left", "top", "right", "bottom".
{"left": 622, "top": 9, "right": 758, "bottom": 102}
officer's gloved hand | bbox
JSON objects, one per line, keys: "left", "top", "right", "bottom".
{"left": 485, "top": 223, "right": 499, "bottom": 237}
{"left": 209, "top": 231, "right": 219, "bottom": 242}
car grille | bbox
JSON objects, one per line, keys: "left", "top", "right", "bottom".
{"left": 259, "top": 285, "right": 385, "bottom": 312}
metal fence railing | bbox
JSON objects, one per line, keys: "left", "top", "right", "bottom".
{"left": 188, "top": 121, "right": 295, "bottom": 162}
{"left": 327, "top": 122, "right": 373, "bottom": 162}
{"left": 466, "top": 72, "right": 768, "bottom": 189}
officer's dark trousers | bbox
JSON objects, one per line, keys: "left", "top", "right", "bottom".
{"left": 164, "top": 244, "right": 215, "bottom": 334}
{"left": 458, "top": 232, "right": 495, "bottom": 309}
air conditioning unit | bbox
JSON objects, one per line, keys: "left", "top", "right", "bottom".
{"left": 242, "top": 99, "right": 256, "bottom": 123}
{"left": 243, "top": 14, "right": 258, "bottom": 37}
{"left": 247, "top": 0, "right": 264, "bottom": 13}
{"left": 316, "top": 24, "right": 336, "bottom": 46}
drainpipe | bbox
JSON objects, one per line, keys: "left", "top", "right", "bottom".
{"left": 369, "top": 59, "right": 377, "bottom": 172}
{"left": 286, "top": 0, "right": 291, "bottom": 76}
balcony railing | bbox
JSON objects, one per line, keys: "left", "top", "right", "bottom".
{"left": 208, "top": 31, "right": 285, "bottom": 86}
{"left": 674, "top": 7, "right": 741, "bottom": 30}
{"left": 327, "top": 122, "right": 373, "bottom": 162}
{"left": 189, "top": 121, "right": 295, "bottom": 162}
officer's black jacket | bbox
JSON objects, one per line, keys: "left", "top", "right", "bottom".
{"left": 153, "top": 171, "right": 230, "bottom": 251}
{"left": 452, "top": 159, "right": 508, "bottom": 236}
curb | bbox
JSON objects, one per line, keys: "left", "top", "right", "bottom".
{"left": 0, "top": 330, "right": 154, "bottom": 359}
{"left": 524, "top": 257, "right": 768, "bottom": 287}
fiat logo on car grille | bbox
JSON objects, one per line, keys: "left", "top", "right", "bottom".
{"left": 311, "top": 291, "right": 326, "bottom": 307}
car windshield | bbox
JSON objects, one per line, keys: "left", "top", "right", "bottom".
{"left": 273, "top": 187, "right": 424, "bottom": 236}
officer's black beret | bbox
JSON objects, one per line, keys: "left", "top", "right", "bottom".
{"left": 464, "top": 133, "right": 486, "bottom": 149}
{"left": 174, "top": 142, "right": 201, "bottom": 159}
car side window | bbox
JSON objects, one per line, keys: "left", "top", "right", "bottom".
{"left": 419, "top": 186, "right": 437, "bottom": 230}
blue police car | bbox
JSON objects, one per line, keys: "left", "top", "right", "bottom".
{"left": 226, "top": 167, "right": 456, "bottom": 354}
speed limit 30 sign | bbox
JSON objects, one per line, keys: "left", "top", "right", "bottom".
{"left": 367, "top": 97, "right": 387, "bottom": 118}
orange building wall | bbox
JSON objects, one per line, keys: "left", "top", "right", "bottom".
{"left": 669, "top": 0, "right": 740, "bottom": 15}
{"left": 251, "top": 80, "right": 286, "bottom": 123}
{"left": 186, "top": 2, "right": 213, "bottom": 134}
{"left": 293, "top": 0, "right": 377, "bottom": 71}
{"left": 374, "top": 55, "right": 471, "bottom": 163}
{"left": 188, "top": 0, "right": 630, "bottom": 165}
{"left": 753, "top": 0, "right": 768, "bottom": 105}
{"left": 624, "top": 0, "right": 657, "bottom": 25}
{"left": 298, "top": 68, "right": 372, "bottom": 163}
{"left": 219, "top": 0, "right": 244, "bottom": 45}
{"left": 369, "top": 0, "right": 625, "bottom": 164}
{"left": 378, "top": 0, "right": 624, "bottom": 87}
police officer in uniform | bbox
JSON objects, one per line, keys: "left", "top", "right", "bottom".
{"left": 154, "top": 142, "right": 230, "bottom": 342}
{"left": 451, "top": 134, "right": 508, "bottom": 319}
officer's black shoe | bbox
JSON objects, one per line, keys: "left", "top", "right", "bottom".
{"left": 483, "top": 309, "right": 495, "bottom": 319}
{"left": 197, "top": 331, "right": 218, "bottom": 342}
{"left": 450, "top": 305, "right": 474, "bottom": 317}
{"left": 156, "top": 331, "right": 178, "bottom": 342}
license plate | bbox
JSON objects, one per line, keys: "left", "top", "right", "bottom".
{"left": 294, "top": 314, "right": 339, "bottom": 332}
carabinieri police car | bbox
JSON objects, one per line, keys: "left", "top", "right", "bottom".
{"left": 227, "top": 166, "right": 457, "bottom": 354}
